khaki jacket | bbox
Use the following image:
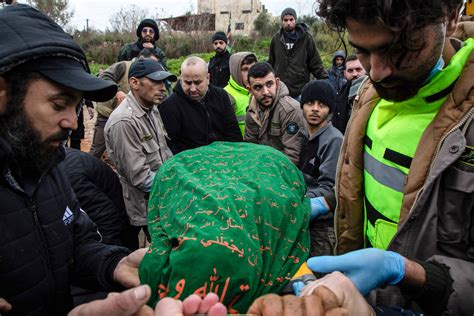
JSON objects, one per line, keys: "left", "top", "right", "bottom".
{"left": 105, "top": 92, "right": 172, "bottom": 226}
{"left": 335, "top": 39, "right": 474, "bottom": 314}
{"left": 244, "top": 82, "right": 307, "bottom": 165}
{"left": 96, "top": 60, "right": 132, "bottom": 118}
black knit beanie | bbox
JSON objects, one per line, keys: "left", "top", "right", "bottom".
{"left": 137, "top": 19, "right": 159, "bottom": 41}
{"left": 300, "top": 80, "right": 336, "bottom": 112}
{"left": 212, "top": 31, "right": 227, "bottom": 43}
{"left": 281, "top": 8, "right": 297, "bottom": 20}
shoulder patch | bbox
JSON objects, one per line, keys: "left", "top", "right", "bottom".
{"left": 287, "top": 121, "right": 300, "bottom": 135}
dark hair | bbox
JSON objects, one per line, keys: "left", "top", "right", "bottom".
{"left": 317, "top": 0, "right": 462, "bottom": 61}
{"left": 138, "top": 48, "right": 159, "bottom": 59}
{"left": 345, "top": 54, "right": 358, "bottom": 63}
{"left": 2, "top": 71, "right": 41, "bottom": 113}
{"left": 247, "top": 62, "right": 274, "bottom": 84}
{"left": 242, "top": 54, "right": 257, "bottom": 66}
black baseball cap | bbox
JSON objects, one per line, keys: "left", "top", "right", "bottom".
{"left": 17, "top": 57, "right": 117, "bottom": 102}
{"left": 128, "top": 59, "right": 177, "bottom": 82}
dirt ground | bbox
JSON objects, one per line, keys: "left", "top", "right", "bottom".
{"left": 80, "top": 105, "right": 95, "bottom": 152}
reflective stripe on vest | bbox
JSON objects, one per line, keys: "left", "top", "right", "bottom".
{"left": 364, "top": 38, "right": 474, "bottom": 250}
{"left": 224, "top": 77, "right": 250, "bottom": 137}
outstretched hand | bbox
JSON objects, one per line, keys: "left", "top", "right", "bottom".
{"left": 113, "top": 248, "right": 148, "bottom": 288}
{"left": 307, "top": 248, "right": 405, "bottom": 296}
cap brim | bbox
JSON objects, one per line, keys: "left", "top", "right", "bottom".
{"left": 40, "top": 68, "right": 117, "bottom": 102}
{"left": 146, "top": 71, "right": 177, "bottom": 82}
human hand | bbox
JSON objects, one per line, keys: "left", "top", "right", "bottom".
{"left": 0, "top": 298, "right": 12, "bottom": 313}
{"left": 113, "top": 248, "right": 147, "bottom": 288}
{"left": 116, "top": 91, "right": 127, "bottom": 105}
{"left": 142, "top": 42, "right": 154, "bottom": 49}
{"left": 69, "top": 286, "right": 227, "bottom": 316}
{"left": 156, "top": 293, "right": 226, "bottom": 316}
{"left": 68, "top": 285, "right": 153, "bottom": 315}
{"left": 307, "top": 248, "right": 405, "bottom": 296}
{"left": 301, "top": 272, "right": 375, "bottom": 316}
{"left": 87, "top": 106, "right": 94, "bottom": 119}
{"left": 310, "top": 197, "right": 329, "bottom": 220}
{"left": 247, "top": 290, "right": 347, "bottom": 316}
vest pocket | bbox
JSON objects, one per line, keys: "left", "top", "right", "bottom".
{"left": 374, "top": 219, "right": 398, "bottom": 250}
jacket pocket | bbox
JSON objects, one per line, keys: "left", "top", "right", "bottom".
{"left": 142, "top": 139, "right": 160, "bottom": 165}
{"left": 437, "top": 165, "right": 473, "bottom": 249}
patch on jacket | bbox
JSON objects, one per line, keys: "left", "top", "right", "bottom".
{"left": 287, "top": 122, "right": 300, "bottom": 135}
{"left": 63, "top": 206, "right": 74, "bottom": 225}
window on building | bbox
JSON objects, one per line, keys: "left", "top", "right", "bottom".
{"left": 242, "top": 10, "right": 251, "bottom": 13}
{"left": 235, "top": 22, "right": 244, "bottom": 30}
{"left": 220, "top": 11, "right": 229, "bottom": 14}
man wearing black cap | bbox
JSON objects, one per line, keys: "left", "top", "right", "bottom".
{"left": 117, "top": 18, "right": 167, "bottom": 69}
{"left": 208, "top": 31, "right": 231, "bottom": 88}
{"left": 298, "top": 80, "right": 343, "bottom": 257}
{"left": 0, "top": 4, "right": 146, "bottom": 315}
{"left": 105, "top": 58, "right": 176, "bottom": 249}
{"left": 269, "top": 7, "right": 328, "bottom": 100}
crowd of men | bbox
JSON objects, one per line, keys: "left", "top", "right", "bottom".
{"left": 0, "top": 0, "right": 473, "bottom": 315}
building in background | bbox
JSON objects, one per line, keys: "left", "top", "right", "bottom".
{"left": 198, "top": 0, "right": 264, "bottom": 35}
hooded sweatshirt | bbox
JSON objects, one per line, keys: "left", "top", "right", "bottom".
{"left": 327, "top": 50, "right": 347, "bottom": 93}
{"left": 224, "top": 52, "right": 255, "bottom": 136}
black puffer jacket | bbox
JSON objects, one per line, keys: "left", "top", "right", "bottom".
{"left": 160, "top": 82, "right": 243, "bottom": 154}
{"left": 64, "top": 148, "right": 130, "bottom": 247}
{"left": 269, "top": 24, "right": 328, "bottom": 97}
{"left": 208, "top": 50, "right": 231, "bottom": 88}
{"left": 0, "top": 140, "right": 130, "bottom": 315}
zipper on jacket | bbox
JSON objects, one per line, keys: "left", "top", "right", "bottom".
{"left": 390, "top": 107, "right": 473, "bottom": 252}
{"left": 27, "top": 197, "right": 56, "bottom": 302}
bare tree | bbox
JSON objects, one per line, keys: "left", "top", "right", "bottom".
{"left": 109, "top": 4, "right": 149, "bottom": 35}
{"left": 28, "top": 0, "right": 73, "bottom": 27}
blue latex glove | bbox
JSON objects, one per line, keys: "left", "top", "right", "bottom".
{"left": 307, "top": 248, "right": 405, "bottom": 296}
{"left": 310, "top": 197, "right": 329, "bottom": 220}
{"left": 292, "top": 281, "right": 305, "bottom": 297}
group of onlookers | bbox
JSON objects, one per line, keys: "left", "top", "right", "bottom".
{"left": 2, "top": 1, "right": 473, "bottom": 315}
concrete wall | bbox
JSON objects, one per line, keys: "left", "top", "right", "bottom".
{"left": 197, "top": 0, "right": 264, "bottom": 36}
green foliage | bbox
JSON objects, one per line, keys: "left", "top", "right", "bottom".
{"left": 88, "top": 62, "right": 108, "bottom": 76}
{"left": 253, "top": 12, "right": 279, "bottom": 37}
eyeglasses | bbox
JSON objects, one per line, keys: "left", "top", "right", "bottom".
{"left": 142, "top": 27, "right": 155, "bottom": 34}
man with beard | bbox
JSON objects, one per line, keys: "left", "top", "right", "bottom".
{"left": 117, "top": 18, "right": 167, "bottom": 69}
{"left": 208, "top": 31, "right": 231, "bottom": 88}
{"left": 0, "top": 4, "right": 148, "bottom": 315}
{"left": 160, "top": 56, "right": 242, "bottom": 154}
{"left": 303, "top": 0, "right": 474, "bottom": 315}
{"left": 269, "top": 7, "right": 327, "bottom": 100}
{"left": 332, "top": 54, "right": 367, "bottom": 134}
{"left": 245, "top": 62, "right": 307, "bottom": 165}
{"left": 298, "top": 80, "right": 342, "bottom": 257}
{"left": 105, "top": 59, "right": 176, "bottom": 249}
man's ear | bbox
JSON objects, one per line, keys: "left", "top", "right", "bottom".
{"left": 129, "top": 77, "right": 139, "bottom": 90}
{"left": 0, "top": 77, "right": 7, "bottom": 114}
{"left": 445, "top": 10, "right": 460, "bottom": 37}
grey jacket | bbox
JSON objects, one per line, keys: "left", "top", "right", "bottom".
{"left": 244, "top": 82, "right": 307, "bottom": 165}
{"left": 299, "top": 122, "right": 343, "bottom": 197}
{"left": 105, "top": 92, "right": 173, "bottom": 226}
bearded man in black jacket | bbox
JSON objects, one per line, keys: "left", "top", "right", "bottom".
{"left": 0, "top": 5, "right": 148, "bottom": 315}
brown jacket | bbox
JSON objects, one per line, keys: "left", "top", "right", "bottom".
{"left": 244, "top": 82, "right": 307, "bottom": 165}
{"left": 335, "top": 38, "right": 474, "bottom": 314}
